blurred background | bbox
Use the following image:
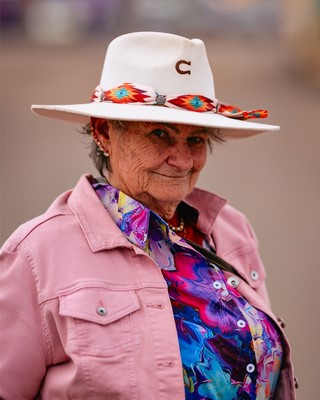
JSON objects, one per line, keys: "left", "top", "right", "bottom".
{"left": 1, "top": 1, "right": 320, "bottom": 398}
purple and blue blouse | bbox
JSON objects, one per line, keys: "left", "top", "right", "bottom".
{"left": 93, "top": 180, "right": 283, "bottom": 400}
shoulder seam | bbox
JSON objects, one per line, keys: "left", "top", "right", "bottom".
{"left": 5, "top": 208, "right": 72, "bottom": 252}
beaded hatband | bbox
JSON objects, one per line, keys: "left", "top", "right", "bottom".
{"left": 90, "top": 82, "right": 268, "bottom": 120}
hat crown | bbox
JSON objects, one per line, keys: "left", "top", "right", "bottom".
{"left": 100, "top": 32, "right": 215, "bottom": 99}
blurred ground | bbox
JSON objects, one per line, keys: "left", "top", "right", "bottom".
{"left": 1, "top": 1, "right": 320, "bottom": 398}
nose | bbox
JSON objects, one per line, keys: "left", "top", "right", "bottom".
{"left": 166, "top": 142, "right": 193, "bottom": 170}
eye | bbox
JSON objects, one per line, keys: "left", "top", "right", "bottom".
{"left": 187, "top": 136, "right": 207, "bottom": 146}
{"left": 150, "top": 129, "right": 169, "bottom": 139}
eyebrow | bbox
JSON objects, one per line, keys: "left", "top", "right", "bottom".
{"left": 160, "top": 123, "right": 179, "bottom": 133}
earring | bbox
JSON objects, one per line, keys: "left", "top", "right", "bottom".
{"left": 91, "top": 127, "right": 109, "bottom": 157}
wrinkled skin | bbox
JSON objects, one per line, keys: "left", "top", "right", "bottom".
{"left": 91, "top": 118, "right": 210, "bottom": 220}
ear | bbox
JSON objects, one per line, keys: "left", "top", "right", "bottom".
{"left": 90, "top": 117, "right": 110, "bottom": 151}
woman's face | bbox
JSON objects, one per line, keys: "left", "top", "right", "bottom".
{"left": 93, "top": 119, "right": 210, "bottom": 220}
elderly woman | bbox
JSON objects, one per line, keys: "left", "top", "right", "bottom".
{"left": 0, "top": 32, "right": 295, "bottom": 399}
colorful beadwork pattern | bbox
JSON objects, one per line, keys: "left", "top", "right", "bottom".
{"left": 92, "top": 180, "right": 283, "bottom": 399}
{"left": 103, "top": 83, "right": 151, "bottom": 104}
{"left": 168, "top": 94, "right": 215, "bottom": 112}
{"left": 217, "top": 102, "right": 268, "bottom": 120}
{"left": 90, "top": 83, "right": 268, "bottom": 120}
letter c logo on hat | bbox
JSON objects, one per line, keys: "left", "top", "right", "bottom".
{"left": 175, "top": 60, "right": 191, "bottom": 75}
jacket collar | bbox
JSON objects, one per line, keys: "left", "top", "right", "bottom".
{"left": 184, "top": 187, "right": 227, "bottom": 235}
{"left": 67, "top": 175, "right": 133, "bottom": 252}
{"left": 68, "top": 175, "right": 226, "bottom": 252}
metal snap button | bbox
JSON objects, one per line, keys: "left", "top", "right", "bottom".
{"left": 246, "top": 363, "right": 255, "bottom": 373}
{"left": 96, "top": 306, "right": 107, "bottom": 316}
{"left": 213, "top": 281, "right": 222, "bottom": 290}
{"left": 220, "top": 289, "right": 229, "bottom": 298}
{"left": 237, "top": 319, "right": 246, "bottom": 328}
{"left": 250, "top": 270, "right": 259, "bottom": 281}
{"left": 227, "top": 276, "right": 240, "bottom": 288}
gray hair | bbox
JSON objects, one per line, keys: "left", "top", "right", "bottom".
{"left": 81, "top": 120, "right": 126, "bottom": 176}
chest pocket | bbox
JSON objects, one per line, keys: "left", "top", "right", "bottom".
{"left": 59, "top": 287, "right": 141, "bottom": 356}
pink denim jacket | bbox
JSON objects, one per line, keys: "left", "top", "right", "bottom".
{"left": 0, "top": 175, "right": 296, "bottom": 399}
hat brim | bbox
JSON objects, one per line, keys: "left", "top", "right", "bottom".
{"left": 31, "top": 102, "right": 279, "bottom": 139}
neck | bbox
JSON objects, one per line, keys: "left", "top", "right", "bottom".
{"left": 147, "top": 200, "right": 179, "bottom": 220}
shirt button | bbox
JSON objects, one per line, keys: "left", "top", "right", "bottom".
{"left": 237, "top": 319, "right": 246, "bottom": 328}
{"left": 96, "top": 306, "right": 107, "bottom": 316}
{"left": 294, "top": 376, "right": 299, "bottom": 389}
{"left": 250, "top": 270, "right": 259, "bottom": 281}
{"left": 246, "top": 363, "right": 255, "bottom": 373}
{"left": 213, "top": 281, "right": 222, "bottom": 290}
{"left": 220, "top": 289, "right": 229, "bottom": 298}
{"left": 227, "top": 276, "right": 240, "bottom": 288}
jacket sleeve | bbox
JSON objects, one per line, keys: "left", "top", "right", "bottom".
{"left": 0, "top": 245, "right": 47, "bottom": 399}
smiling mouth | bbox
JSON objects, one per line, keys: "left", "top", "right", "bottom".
{"left": 153, "top": 172, "right": 189, "bottom": 179}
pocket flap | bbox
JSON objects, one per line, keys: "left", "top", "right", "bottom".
{"left": 59, "top": 287, "right": 140, "bottom": 325}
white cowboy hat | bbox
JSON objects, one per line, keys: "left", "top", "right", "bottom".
{"left": 32, "top": 31, "right": 279, "bottom": 138}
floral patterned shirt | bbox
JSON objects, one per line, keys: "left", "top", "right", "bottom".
{"left": 93, "top": 180, "right": 283, "bottom": 400}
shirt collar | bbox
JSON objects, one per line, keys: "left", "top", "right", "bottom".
{"left": 92, "top": 179, "right": 176, "bottom": 250}
{"left": 92, "top": 179, "right": 203, "bottom": 271}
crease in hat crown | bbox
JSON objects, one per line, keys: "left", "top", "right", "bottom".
{"left": 31, "top": 31, "right": 280, "bottom": 138}
{"left": 99, "top": 31, "right": 215, "bottom": 100}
